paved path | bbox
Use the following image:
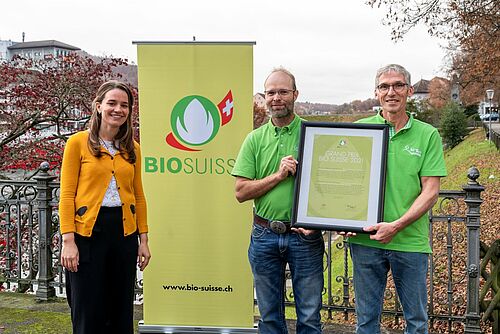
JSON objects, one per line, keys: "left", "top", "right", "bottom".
{"left": 483, "top": 119, "right": 500, "bottom": 134}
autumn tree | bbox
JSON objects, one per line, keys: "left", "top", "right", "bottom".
{"left": 367, "top": 0, "right": 499, "bottom": 105}
{"left": 253, "top": 102, "right": 268, "bottom": 129}
{"left": 428, "top": 77, "right": 451, "bottom": 109}
{"left": 0, "top": 54, "right": 135, "bottom": 173}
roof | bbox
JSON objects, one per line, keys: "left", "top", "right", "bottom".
{"left": 413, "top": 79, "right": 430, "bottom": 94}
{"left": 8, "top": 40, "right": 80, "bottom": 51}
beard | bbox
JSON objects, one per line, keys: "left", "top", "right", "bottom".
{"left": 268, "top": 102, "right": 294, "bottom": 119}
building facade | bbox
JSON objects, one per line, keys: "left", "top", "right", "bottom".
{"left": 0, "top": 40, "right": 80, "bottom": 61}
{"left": 412, "top": 79, "right": 431, "bottom": 102}
{"left": 0, "top": 40, "right": 17, "bottom": 61}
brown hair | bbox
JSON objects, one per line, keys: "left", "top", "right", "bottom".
{"left": 87, "top": 80, "right": 136, "bottom": 163}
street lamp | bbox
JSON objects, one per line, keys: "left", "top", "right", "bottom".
{"left": 486, "top": 89, "right": 494, "bottom": 142}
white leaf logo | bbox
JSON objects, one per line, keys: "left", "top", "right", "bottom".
{"left": 176, "top": 99, "right": 214, "bottom": 145}
{"left": 170, "top": 95, "right": 221, "bottom": 148}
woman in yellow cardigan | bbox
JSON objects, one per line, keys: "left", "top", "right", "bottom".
{"left": 59, "top": 80, "right": 150, "bottom": 334}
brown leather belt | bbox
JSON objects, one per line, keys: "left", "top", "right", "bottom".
{"left": 254, "top": 214, "right": 292, "bottom": 234}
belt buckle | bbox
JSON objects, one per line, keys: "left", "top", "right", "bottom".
{"left": 270, "top": 220, "right": 287, "bottom": 234}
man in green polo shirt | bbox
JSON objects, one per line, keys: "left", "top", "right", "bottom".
{"left": 232, "top": 68, "right": 324, "bottom": 334}
{"left": 349, "top": 64, "right": 447, "bottom": 334}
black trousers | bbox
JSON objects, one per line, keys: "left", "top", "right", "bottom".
{"left": 65, "top": 206, "right": 138, "bottom": 334}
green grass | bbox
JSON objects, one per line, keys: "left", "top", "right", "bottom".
{"left": 0, "top": 292, "right": 142, "bottom": 334}
{"left": 441, "top": 128, "right": 499, "bottom": 190}
{"left": 0, "top": 307, "right": 142, "bottom": 334}
{"left": 0, "top": 308, "right": 72, "bottom": 334}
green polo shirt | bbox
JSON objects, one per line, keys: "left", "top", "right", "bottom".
{"left": 349, "top": 112, "right": 447, "bottom": 253}
{"left": 232, "top": 115, "right": 302, "bottom": 221}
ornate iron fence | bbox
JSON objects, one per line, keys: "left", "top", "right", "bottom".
{"left": 0, "top": 163, "right": 65, "bottom": 297}
{"left": 0, "top": 163, "right": 490, "bottom": 332}
{"left": 283, "top": 167, "right": 487, "bottom": 333}
{"left": 480, "top": 240, "right": 500, "bottom": 333}
{"left": 0, "top": 162, "right": 144, "bottom": 301}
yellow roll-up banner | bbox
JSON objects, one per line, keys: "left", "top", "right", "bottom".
{"left": 135, "top": 41, "right": 256, "bottom": 332}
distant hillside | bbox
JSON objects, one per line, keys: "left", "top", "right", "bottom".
{"left": 295, "top": 98, "right": 379, "bottom": 115}
{"left": 113, "top": 62, "right": 137, "bottom": 86}
{"left": 77, "top": 51, "right": 137, "bottom": 86}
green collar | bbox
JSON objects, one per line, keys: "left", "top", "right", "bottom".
{"left": 268, "top": 114, "right": 301, "bottom": 137}
{"left": 375, "top": 111, "right": 413, "bottom": 138}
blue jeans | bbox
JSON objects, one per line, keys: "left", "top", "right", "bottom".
{"left": 350, "top": 243, "right": 429, "bottom": 334}
{"left": 248, "top": 223, "right": 324, "bottom": 334}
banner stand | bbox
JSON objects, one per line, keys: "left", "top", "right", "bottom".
{"left": 138, "top": 322, "right": 258, "bottom": 333}
{"left": 134, "top": 41, "right": 257, "bottom": 333}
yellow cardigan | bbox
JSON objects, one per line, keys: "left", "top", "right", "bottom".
{"left": 59, "top": 131, "right": 148, "bottom": 237}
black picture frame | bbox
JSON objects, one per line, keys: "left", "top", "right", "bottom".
{"left": 291, "top": 122, "right": 389, "bottom": 234}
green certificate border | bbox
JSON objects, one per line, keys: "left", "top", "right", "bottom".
{"left": 291, "top": 122, "right": 389, "bottom": 233}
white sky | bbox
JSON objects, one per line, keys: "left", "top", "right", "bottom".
{"left": 2, "top": 0, "right": 448, "bottom": 104}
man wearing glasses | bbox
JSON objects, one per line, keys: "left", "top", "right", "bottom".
{"left": 349, "top": 64, "right": 447, "bottom": 334}
{"left": 232, "top": 68, "right": 324, "bottom": 334}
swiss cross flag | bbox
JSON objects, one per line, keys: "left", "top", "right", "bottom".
{"left": 217, "top": 90, "right": 234, "bottom": 126}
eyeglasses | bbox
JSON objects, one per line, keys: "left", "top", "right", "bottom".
{"left": 264, "top": 89, "right": 295, "bottom": 98}
{"left": 376, "top": 83, "right": 408, "bottom": 93}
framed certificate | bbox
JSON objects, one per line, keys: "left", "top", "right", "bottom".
{"left": 291, "top": 122, "right": 389, "bottom": 233}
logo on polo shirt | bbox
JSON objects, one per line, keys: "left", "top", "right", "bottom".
{"left": 403, "top": 145, "right": 422, "bottom": 157}
{"left": 166, "top": 91, "right": 234, "bottom": 151}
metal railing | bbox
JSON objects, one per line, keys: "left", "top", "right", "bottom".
{"left": 483, "top": 121, "right": 500, "bottom": 150}
{"left": 0, "top": 164, "right": 489, "bottom": 332}
{"left": 283, "top": 167, "right": 486, "bottom": 333}
{"left": 480, "top": 240, "right": 500, "bottom": 333}
{"left": 0, "top": 162, "right": 144, "bottom": 301}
